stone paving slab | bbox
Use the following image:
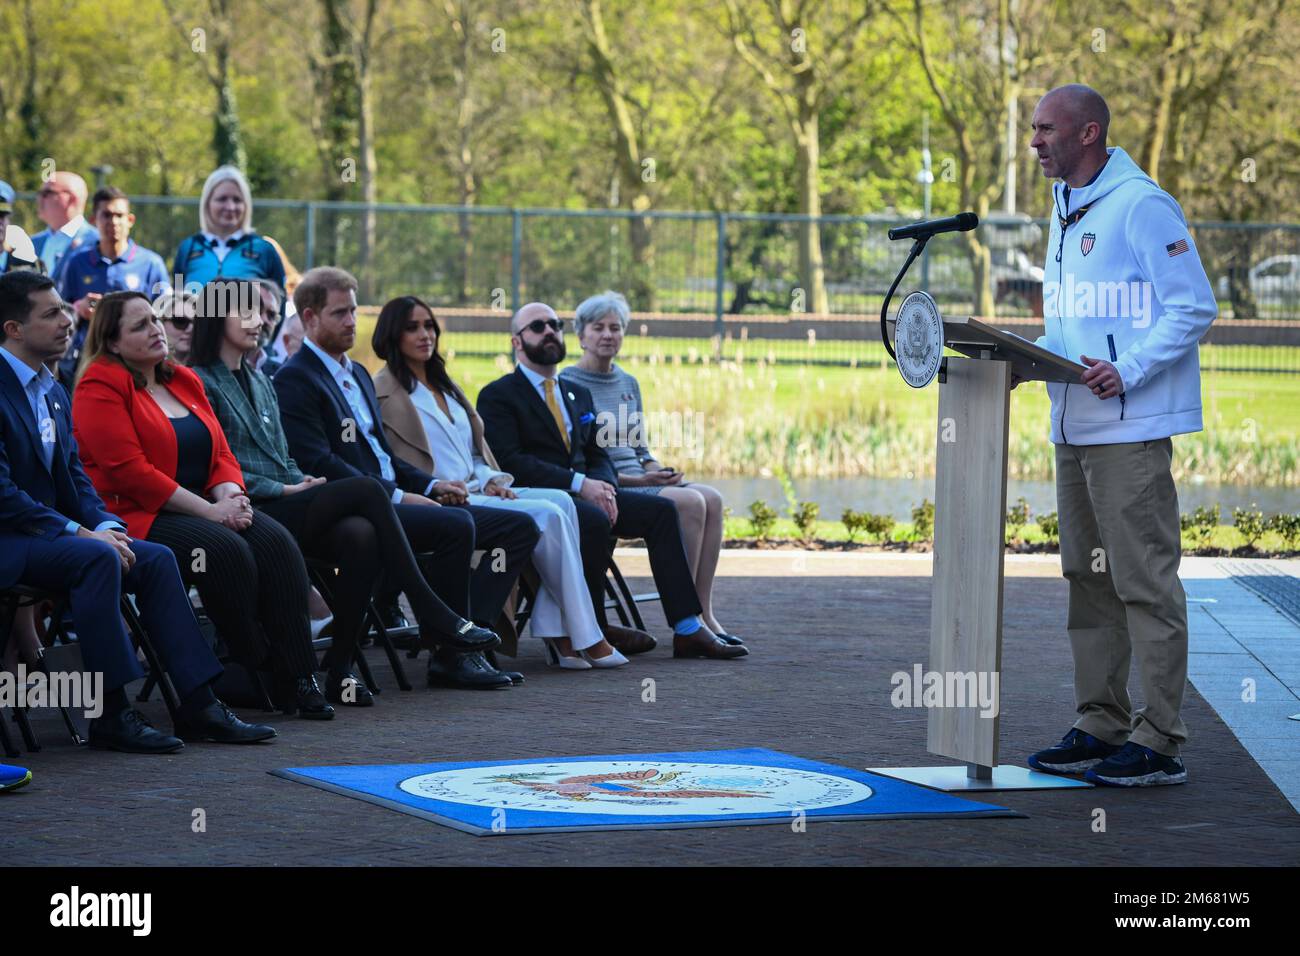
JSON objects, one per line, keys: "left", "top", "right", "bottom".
{"left": 1179, "top": 561, "right": 1300, "bottom": 812}
{"left": 2, "top": 553, "right": 1297, "bottom": 866}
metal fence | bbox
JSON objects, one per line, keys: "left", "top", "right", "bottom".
{"left": 19, "top": 194, "right": 1300, "bottom": 372}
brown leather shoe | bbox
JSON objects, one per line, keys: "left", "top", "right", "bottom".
{"left": 601, "top": 623, "right": 657, "bottom": 655}
{"left": 672, "top": 631, "right": 749, "bottom": 660}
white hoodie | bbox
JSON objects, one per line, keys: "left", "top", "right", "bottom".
{"left": 1036, "top": 146, "right": 1216, "bottom": 445}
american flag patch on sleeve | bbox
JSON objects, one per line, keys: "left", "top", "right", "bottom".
{"left": 1166, "top": 238, "right": 1189, "bottom": 257}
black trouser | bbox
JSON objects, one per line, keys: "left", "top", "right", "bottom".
{"left": 391, "top": 502, "right": 539, "bottom": 627}
{"left": 146, "top": 510, "right": 318, "bottom": 680}
{"left": 258, "top": 476, "right": 467, "bottom": 672}
{"left": 572, "top": 491, "right": 702, "bottom": 628}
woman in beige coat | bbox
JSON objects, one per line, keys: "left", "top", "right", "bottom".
{"left": 372, "top": 296, "right": 625, "bottom": 670}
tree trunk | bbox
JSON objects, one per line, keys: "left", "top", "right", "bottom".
{"left": 794, "top": 101, "right": 829, "bottom": 315}
{"left": 964, "top": 194, "right": 995, "bottom": 318}
{"left": 583, "top": 0, "right": 655, "bottom": 310}
{"left": 1225, "top": 227, "right": 1258, "bottom": 320}
{"left": 16, "top": 0, "right": 46, "bottom": 186}
{"left": 211, "top": 1, "right": 246, "bottom": 169}
{"left": 448, "top": 0, "right": 475, "bottom": 305}
{"left": 356, "top": 0, "right": 378, "bottom": 302}
{"left": 1142, "top": 47, "right": 1178, "bottom": 183}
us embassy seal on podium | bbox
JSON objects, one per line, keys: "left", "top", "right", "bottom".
{"left": 894, "top": 290, "right": 944, "bottom": 389}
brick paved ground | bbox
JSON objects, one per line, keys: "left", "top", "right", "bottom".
{"left": 4, "top": 552, "right": 1297, "bottom": 866}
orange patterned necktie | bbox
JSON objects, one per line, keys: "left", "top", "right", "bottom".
{"left": 543, "top": 378, "right": 570, "bottom": 451}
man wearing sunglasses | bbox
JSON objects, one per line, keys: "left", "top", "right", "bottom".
{"left": 31, "top": 172, "right": 99, "bottom": 284}
{"left": 477, "top": 302, "right": 747, "bottom": 660}
{"left": 56, "top": 187, "right": 169, "bottom": 383}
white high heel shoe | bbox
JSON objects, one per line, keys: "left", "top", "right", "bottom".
{"left": 543, "top": 639, "right": 592, "bottom": 670}
{"left": 581, "top": 646, "right": 629, "bottom": 668}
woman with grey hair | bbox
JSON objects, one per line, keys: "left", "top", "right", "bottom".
{"left": 561, "top": 291, "right": 744, "bottom": 649}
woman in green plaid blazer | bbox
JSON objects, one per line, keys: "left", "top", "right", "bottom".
{"left": 189, "top": 280, "right": 489, "bottom": 705}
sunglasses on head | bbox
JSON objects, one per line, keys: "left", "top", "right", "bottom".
{"left": 522, "top": 318, "right": 562, "bottom": 334}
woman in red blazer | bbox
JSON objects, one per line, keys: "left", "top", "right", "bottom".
{"left": 72, "top": 291, "right": 332, "bottom": 720}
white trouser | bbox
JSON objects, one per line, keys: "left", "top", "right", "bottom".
{"left": 465, "top": 487, "right": 603, "bottom": 649}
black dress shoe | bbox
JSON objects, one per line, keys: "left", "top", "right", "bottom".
{"left": 423, "top": 619, "right": 502, "bottom": 653}
{"left": 325, "top": 670, "right": 375, "bottom": 706}
{"left": 174, "top": 700, "right": 278, "bottom": 743}
{"left": 89, "top": 709, "right": 184, "bottom": 754}
{"left": 485, "top": 649, "right": 525, "bottom": 686}
{"left": 426, "top": 650, "right": 514, "bottom": 689}
{"left": 375, "top": 602, "right": 412, "bottom": 632}
{"left": 715, "top": 632, "right": 747, "bottom": 647}
{"left": 294, "top": 676, "right": 335, "bottom": 720}
{"left": 672, "top": 632, "right": 749, "bottom": 660}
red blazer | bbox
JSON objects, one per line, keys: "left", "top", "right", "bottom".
{"left": 72, "top": 359, "right": 246, "bottom": 539}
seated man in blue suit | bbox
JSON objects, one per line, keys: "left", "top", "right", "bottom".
{"left": 0, "top": 271, "right": 276, "bottom": 752}
{"left": 273, "top": 267, "right": 540, "bottom": 690}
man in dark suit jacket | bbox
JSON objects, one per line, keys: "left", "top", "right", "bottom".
{"left": 476, "top": 302, "right": 745, "bottom": 660}
{"left": 0, "top": 271, "right": 275, "bottom": 752}
{"left": 273, "top": 267, "right": 539, "bottom": 689}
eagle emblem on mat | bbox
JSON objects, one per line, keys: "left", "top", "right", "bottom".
{"left": 487, "top": 768, "right": 765, "bottom": 802}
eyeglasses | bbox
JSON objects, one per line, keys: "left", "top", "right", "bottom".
{"left": 37, "top": 188, "right": 71, "bottom": 199}
{"left": 164, "top": 317, "right": 192, "bottom": 331}
{"left": 522, "top": 318, "right": 562, "bottom": 334}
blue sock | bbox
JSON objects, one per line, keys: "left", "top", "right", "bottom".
{"left": 673, "top": 616, "right": 702, "bottom": 636}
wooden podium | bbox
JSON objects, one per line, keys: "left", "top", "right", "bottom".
{"left": 872, "top": 315, "right": 1094, "bottom": 791}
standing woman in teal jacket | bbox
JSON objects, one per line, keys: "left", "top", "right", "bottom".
{"left": 172, "top": 166, "right": 286, "bottom": 289}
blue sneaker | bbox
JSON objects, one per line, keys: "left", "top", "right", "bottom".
{"left": 0, "top": 763, "right": 32, "bottom": 793}
{"left": 1027, "top": 727, "right": 1122, "bottom": 775}
{"left": 1086, "top": 742, "right": 1187, "bottom": 787}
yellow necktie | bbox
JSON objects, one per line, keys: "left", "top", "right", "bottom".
{"left": 543, "top": 379, "right": 570, "bottom": 451}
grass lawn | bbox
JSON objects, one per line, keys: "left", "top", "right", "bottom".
{"left": 350, "top": 317, "right": 1300, "bottom": 486}
{"left": 717, "top": 516, "right": 1298, "bottom": 557}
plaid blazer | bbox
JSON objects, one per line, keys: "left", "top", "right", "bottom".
{"left": 191, "top": 360, "right": 305, "bottom": 503}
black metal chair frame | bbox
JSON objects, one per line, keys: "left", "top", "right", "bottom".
{"left": 306, "top": 560, "right": 413, "bottom": 692}
{"left": 0, "top": 586, "right": 183, "bottom": 755}
{"left": 136, "top": 588, "right": 276, "bottom": 713}
{"left": 604, "top": 539, "right": 660, "bottom": 632}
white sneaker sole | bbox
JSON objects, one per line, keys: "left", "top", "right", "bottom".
{"left": 1089, "top": 769, "right": 1188, "bottom": 787}
{"left": 1029, "top": 756, "right": 1105, "bottom": 774}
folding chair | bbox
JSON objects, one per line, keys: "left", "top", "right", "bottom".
{"left": 0, "top": 587, "right": 87, "bottom": 749}
{"left": 604, "top": 541, "right": 660, "bottom": 632}
{"left": 306, "top": 560, "right": 412, "bottom": 692}
{"left": 0, "top": 586, "right": 182, "bottom": 750}
{"left": 136, "top": 589, "right": 274, "bottom": 713}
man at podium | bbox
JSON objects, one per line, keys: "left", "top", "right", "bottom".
{"left": 1020, "top": 85, "right": 1216, "bottom": 787}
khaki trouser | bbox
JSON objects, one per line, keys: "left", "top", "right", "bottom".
{"left": 1056, "top": 438, "right": 1189, "bottom": 756}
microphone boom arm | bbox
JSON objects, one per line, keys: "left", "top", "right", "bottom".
{"left": 879, "top": 235, "right": 930, "bottom": 362}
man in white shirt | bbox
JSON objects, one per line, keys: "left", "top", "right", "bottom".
{"left": 31, "top": 172, "right": 99, "bottom": 282}
{"left": 273, "top": 267, "right": 540, "bottom": 690}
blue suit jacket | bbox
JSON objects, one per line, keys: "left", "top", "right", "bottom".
{"left": 476, "top": 366, "right": 618, "bottom": 489}
{"left": 272, "top": 345, "right": 434, "bottom": 497}
{"left": 0, "top": 354, "right": 119, "bottom": 587}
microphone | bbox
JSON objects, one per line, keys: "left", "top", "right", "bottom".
{"left": 888, "top": 212, "right": 979, "bottom": 241}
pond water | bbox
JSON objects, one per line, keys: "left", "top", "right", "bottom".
{"left": 697, "top": 475, "right": 1297, "bottom": 522}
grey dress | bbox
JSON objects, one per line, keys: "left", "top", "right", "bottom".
{"left": 559, "top": 363, "right": 665, "bottom": 495}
